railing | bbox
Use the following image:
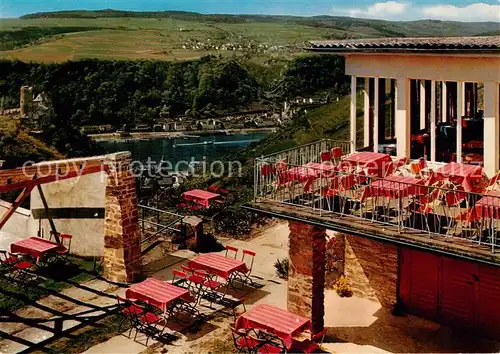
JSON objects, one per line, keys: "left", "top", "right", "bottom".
{"left": 138, "top": 205, "right": 185, "bottom": 247}
{"left": 259, "top": 139, "right": 351, "bottom": 166}
{"left": 254, "top": 149, "right": 500, "bottom": 253}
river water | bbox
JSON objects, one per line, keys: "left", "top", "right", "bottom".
{"left": 98, "top": 132, "right": 268, "bottom": 171}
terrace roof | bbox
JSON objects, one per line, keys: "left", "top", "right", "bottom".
{"left": 309, "top": 36, "right": 500, "bottom": 54}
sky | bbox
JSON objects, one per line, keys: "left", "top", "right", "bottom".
{"left": 0, "top": 0, "right": 499, "bottom": 22}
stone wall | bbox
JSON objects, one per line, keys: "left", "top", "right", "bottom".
{"left": 103, "top": 152, "right": 142, "bottom": 283}
{"left": 288, "top": 221, "right": 326, "bottom": 333}
{"left": 325, "top": 231, "right": 345, "bottom": 288}
{"left": 344, "top": 235, "right": 398, "bottom": 308}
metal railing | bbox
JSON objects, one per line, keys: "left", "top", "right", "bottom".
{"left": 254, "top": 145, "right": 500, "bottom": 253}
{"left": 139, "top": 205, "right": 185, "bottom": 246}
{"left": 259, "top": 139, "right": 351, "bottom": 166}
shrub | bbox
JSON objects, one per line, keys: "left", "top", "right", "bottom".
{"left": 333, "top": 274, "right": 353, "bottom": 298}
{"left": 274, "top": 258, "right": 289, "bottom": 279}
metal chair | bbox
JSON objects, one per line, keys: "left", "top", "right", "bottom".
{"left": 225, "top": 245, "right": 239, "bottom": 259}
{"left": 0, "top": 251, "right": 35, "bottom": 285}
{"left": 116, "top": 295, "right": 144, "bottom": 337}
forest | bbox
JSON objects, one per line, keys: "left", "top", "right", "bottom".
{"left": 0, "top": 54, "right": 347, "bottom": 127}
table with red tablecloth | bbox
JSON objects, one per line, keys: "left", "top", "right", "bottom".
{"left": 188, "top": 253, "right": 248, "bottom": 280}
{"left": 282, "top": 163, "right": 337, "bottom": 192}
{"left": 434, "top": 162, "right": 484, "bottom": 192}
{"left": 361, "top": 175, "right": 427, "bottom": 202}
{"left": 340, "top": 152, "right": 392, "bottom": 177}
{"left": 466, "top": 190, "right": 500, "bottom": 221}
{"left": 125, "top": 278, "right": 190, "bottom": 312}
{"left": 182, "top": 189, "right": 221, "bottom": 208}
{"left": 10, "top": 237, "right": 63, "bottom": 261}
{"left": 235, "top": 303, "right": 312, "bottom": 350}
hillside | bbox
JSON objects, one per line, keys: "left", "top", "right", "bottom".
{"left": 0, "top": 116, "right": 63, "bottom": 168}
{"left": 0, "top": 10, "right": 498, "bottom": 62}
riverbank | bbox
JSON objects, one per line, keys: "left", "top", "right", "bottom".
{"left": 89, "top": 128, "right": 276, "bottom": 142}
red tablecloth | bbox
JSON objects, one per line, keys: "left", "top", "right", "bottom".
{"left": 282, "top": 163, "right": 337, "bottom": 192}
{"left": 340, "top": 152, "right": 392, "bottom": 177}
{"left": 469, "top": 190, "right": 500, "bottom": 221}
{"left": 435, "top": 163, "right": 484, "bottom": 192}
{"left": 10, "top": 237, "right": 63, "bottom": 260}
{"left": 361, "top": 175, "right": 426, "bottom": 202}
{"left": 188, "top": 253, "right": 248, "bottom": 279}
{"left": 235, "top": 303, "right": 312, "bottom": 349}
{"left": 125, "top": 278, "right": 189, "bottom": 312}
{"left": 183, "top": 189, "right": 221, "bottom": 208}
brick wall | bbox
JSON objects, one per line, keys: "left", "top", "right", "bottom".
{"left": 288, "top": 221, "right": 326, "bottom": 333}
{"left": 344, "top": 235, "right": 398, "bottom": 308}
{"left": 103, "top": 152, "right": 141, "bottom": 283}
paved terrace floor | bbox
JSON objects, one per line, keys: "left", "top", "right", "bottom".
{"left": 1, "top": 222, "right": 499, "bottom": 353}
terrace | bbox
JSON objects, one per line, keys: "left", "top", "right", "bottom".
{"left": 250, "top": 139, "right": 500, "bottom": 262}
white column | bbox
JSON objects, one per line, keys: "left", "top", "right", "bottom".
{"left": 350, "top": 75, "right": 357, "bottom": 153}
{"left": 483, "top": 81, "right": 499, "bottom": 177}
{"left": 420, "top": 80, "right": 426, "bottom": 130}
{"left": 396, "top": 77, "right": 411, "bottom": 159}
{"left": 457, "top": 81, "right": 464, "bottom": 163}
{"left": 442, "top": 81, "right": 448, "bottom": 123}
{"left": 363, "top": 78, "right": 370, "bottom": 147}
{"left": 430, "top": 80, "right": 436, "bottom": 162}
{"left": 373, "top": 77, "right": 379, "bottom": 153}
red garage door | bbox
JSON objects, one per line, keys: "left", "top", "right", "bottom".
{"left": 400, "top": 248, "right": 500, "bottom": 338}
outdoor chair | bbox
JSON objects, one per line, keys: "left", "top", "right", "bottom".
{"left": 488, "top": 172, "right": 500, "bottom": 190}
{"left": 0, "top": 251, "right": 35, "bottom": 285}
{"left": 196, "top": 270, "right": 228, "bottom": 308}
{"left": 116, "top": 295, "right": 144, "bottom": 337}
{"left": 256, "top": 332, "right": 288, "bottom": 353}
{"left": 229, "top": 250, "right": 256, "bottom": 289}
{"left": 136, "top": 309, "right": 166, "bottom": 346}
{"left": 225, "top": 245, "right": 239, "bottom": 259}
{"left": 172, "top": 269, "right": 189, "bottom": 288}
{"left": 294, "top": 328, "right": 327, "bottom": 353}
{"left": 320, "top": 151, "right": 332, "bottom": 164}
{"left": 331, "top": 147, "right": 343, "bottom": 165}
{"left": 51, "top": 233, "right": 72, "bottom": 263}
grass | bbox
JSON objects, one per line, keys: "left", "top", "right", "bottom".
{"left": 0, "top": 256, "right": 97, "bottom": 312}
{"left": 0, "top": 14, "right": 497, "bottom": 63}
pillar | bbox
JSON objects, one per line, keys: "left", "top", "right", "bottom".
{"left": 350, "top": 75, "right": 357, "bottom": 153}
{"left": 378, "top": 78, "right": 387, "bottom": 144}
{"left": 103, "top": 152, "right": 142, "bottom": 283}
{"left": 373, "top": 78, "right": 379, "bottom": 152}
{"left": 430, "top": 80, "right": 437, "bottom": 162}
{"left": 457, "top": 81, "right": 464, "bottom": 163}
{"left": 288, "top": 221, "right": 326, "bottom": 334}
{"left": 396, "top": 77, "right": 411, "bottom": 159}
{"left": 364, "top": 78, "right": 370, "bottom": 147}
{"left": 420, "top": 80, "right": 426, "bottom": 130}
{"left": 442, "top": 81, "right": 448, "bottom": 123}
{"left": 483, "top": 81, "right": 499, "bottom": 177}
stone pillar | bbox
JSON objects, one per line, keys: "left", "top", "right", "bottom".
{"left": 325, "top": 232, "right": 345, "bottom": 287}
{"left": 350, "top": 75, "right": 357, "bottom": 153}
{"left": 103, "top": 152, "right": 141, "bottom": 283}
{"left": 288, "top": 221, "right": 326, "bottom": 334}
{"left": 457, "top": 81, "right": 464, "bottom": 163}
{"left": 378, "top": 78, "right": 386, "bottom": 145}
{"left": 442, "top": 81, "right": 448, "bottom": 123}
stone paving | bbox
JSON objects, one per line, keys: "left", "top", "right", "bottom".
{"left": 2, "top": 221, "right": 499, "bottom": 353}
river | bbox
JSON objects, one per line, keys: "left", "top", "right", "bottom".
{"left": 98, "top": 132, "right": 268, "bottom": 171}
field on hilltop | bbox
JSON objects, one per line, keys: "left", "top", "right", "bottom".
{"left": 0, "top": 10, "right": 498, "bottom": 63}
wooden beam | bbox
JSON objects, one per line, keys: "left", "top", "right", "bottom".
{"left": 0, "top": 186, "right": 34, "bottom": 230}
{"left": 0, "top": 164, "right": 109, "bottom": 193}
{"left": 36, "top": 185, "right": 59, "bottom": 243}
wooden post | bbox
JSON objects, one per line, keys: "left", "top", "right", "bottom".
{"left": 37, "top": 185, "right": 59, "bottom": 243}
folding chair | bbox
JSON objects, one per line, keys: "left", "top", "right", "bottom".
{"left": 0, "top": 251, "right": 35, "bottom": 285}
{"left": 225, "top": 245, "right": 238, "bottom": 259}
{"left": 196, "top": 270, "right": 228, "bottom": 308}
{"left": 116, "top": 295, "right": 144, "bottom": 337}
{"left": 294, "top": 328, "right": 327, "bottom": 353}
{"left": 52, "top": 234, "right": 72, "bottom": 264}
{"left": 230, "top": 325, "right": 251, "bottom": 354}
{"left": 136, "top": 309, "right": 165, "bottom": 346}
{"left": 331, "top": 147, "right": 343, "bottom": 165}
{"left": 320, "top": 151, "right": 332, "bottom": 164}
{"left": 172, "top": 269, "right": 189, "bottom": 288}
{"left": 230, "top": 250, "right": 256, "bottom": 289}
